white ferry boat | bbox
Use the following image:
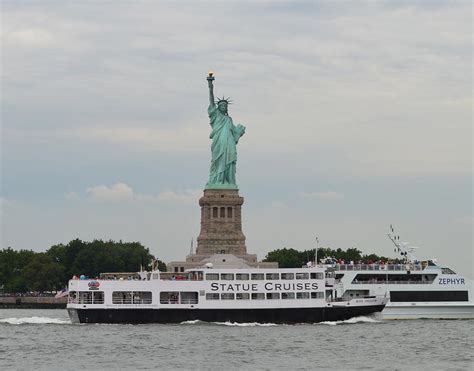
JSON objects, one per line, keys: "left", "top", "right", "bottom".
{"left": 67, "top": 263, "right": 387, "bottom": 324}
{"left": 324, "top": 229, "right": 473, "bottom": 320}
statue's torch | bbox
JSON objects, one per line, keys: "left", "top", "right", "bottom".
{"left": 207, "top": 70, "right": 215, "bottom": 82}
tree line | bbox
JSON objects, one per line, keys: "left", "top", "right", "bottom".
{"left": 0, "top": 239, "right": 166, "bottom": 294}
{"left": 263, "top": 247, "right": 396, "bottom": 268}
{"left": 1, "top": 239, "right": 399, "bottom": 293}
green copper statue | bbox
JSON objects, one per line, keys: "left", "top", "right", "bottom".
{"left": 205, "top": 71, "right": 246, "bottom": 189}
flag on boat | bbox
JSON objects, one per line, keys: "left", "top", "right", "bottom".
{"left": 55, "top": 288, "right": 68, "bottom": 298}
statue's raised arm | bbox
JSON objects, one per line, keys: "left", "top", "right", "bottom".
{"left": 207, "top": 71, "right": 215, "bottom": 107}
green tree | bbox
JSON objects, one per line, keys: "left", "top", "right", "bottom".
{"left": 263, "top": 248, "right": 305, "bottom": 268}
{"left": 344, "top": 247, "right": 362, "bottom": 262}
{"left": 46, "top": 239, "right": 155, "bottom": 279}
{"left": 22, "top": 253, "right": 65, "bottom": 291}
{"left": 0, "top": 248, "right": 35, "bottom": 292}
{"left": 264, "top": 246, "right": 393, "bottom": 266}
{"left": 156, "top": 259, "right": 167, "bottom": 272}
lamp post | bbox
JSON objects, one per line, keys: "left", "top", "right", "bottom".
{"left": 315, "top": 237, "right": 319, "bottom": 266}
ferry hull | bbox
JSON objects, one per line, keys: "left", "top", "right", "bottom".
{"left": 382, "top": 304, "right": 474, "bottom": 320}
{"left": 67, "top": 305, "right": 385, "bottom": 324}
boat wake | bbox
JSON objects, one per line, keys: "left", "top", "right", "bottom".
{"left": 180, "top": 320, "right": 202, "bottom": 325}
{"left": 213, "top": 321, "right": 278, "bottom": 327}
{"left": 317, "top": 315, "right": 382, "bottom": 326}
{"left": 180, "top": 316, "right": 381, "bottom": 326}
{"left": 180, "top": 320, "right": 277, "bottom": 327}
{"left": 0, "top": 316, "right": 71, "bottom": 325}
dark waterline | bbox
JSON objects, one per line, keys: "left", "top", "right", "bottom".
{"left": 1, "top": 309, "right": 472, "bottom": 370}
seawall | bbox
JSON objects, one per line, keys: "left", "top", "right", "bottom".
{"left": 0, "top": 297, "right": 67, "bottom": 309}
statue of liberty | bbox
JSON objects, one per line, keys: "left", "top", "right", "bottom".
{"left": 205, "top": 72, "right": 246, "bottom": 189}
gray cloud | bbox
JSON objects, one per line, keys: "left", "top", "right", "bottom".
{"left": 1, "top": 1, "right": 472, "bottom": 276}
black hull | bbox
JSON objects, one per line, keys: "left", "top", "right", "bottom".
{"left": 68, "top": 305, "right": 385, "bottom": 324}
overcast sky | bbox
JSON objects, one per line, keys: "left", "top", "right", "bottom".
{"left": 1, "top": 1, "right": 472, "bottom": 277}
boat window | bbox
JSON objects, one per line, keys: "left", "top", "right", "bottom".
{"left": 352, "top": 273, "right": 437, "bottom": 284}
{"left": 281, "top": 273, "right": 294, "bottom": 280}
{"left": 310, "top": 272, "right": 324, "bottom": 280}
{"left": 132, "top": 292, "right": 152, "bottom": 304}
{"left": 311, "top": 292, "right": 325, "bottom": 299}
{"left": 441, "top": 268, "right": 456, "bottom": 275}
{"left": 206, "top": 293, "right": 219, "bottom": 300}
{"left": 251, "top": 293, "right": 265, "bottom": 300}
{"left": 296, "top": 292, "right": 310, "bottom": 299}
{"left": 251, "top": 273, "right": 264, "bottom": 280}
{"left": 281, "top": 292, "right": 295, "bottom": 299}
{"left": 266, "top": 293, "right": 280, "bottom": 300}
{"left": 236, "top": 273, "right": 249, "bottom": 280}
{"left": 236, "top": 293, "right": 250, "bottom": 300}
{"left": 296, "top": 273, "right": 309, "bottom": 280}
{"left": 159, "top": 292, "right": 179, "bottom": 304}
{"left": 113, "top": 291, "right": 133, "bottom": 304}
{"left": 180, "top": 292, "right": 198, "bottom": 304}
{"left": 110, "top": 291, "right": 152, "bottom": 304}
{"left": 266, "top": 273, "right": 280, "bottom": 280}
{"left": 206, "top": 273, "right": 219, "bottom": 281}
{"left": 221, "top": 293, "right": 235, "bottom": 300}
{"left": 390, "top": 290, "right": 468, "bottom": 302}
{"left": 159, "top": 291, "right": 197, "bottom": 304}
{"left": 68, "top": 291, "right": 78, "bottom": 304}
{"left": 78, "top": 291, "right": 92, "bottom": 304}
{"left": 93, "top": 291, "right": 104, "bottom": 304}
{"left": 221, "top": 273, "right": 234, "bottom": 280}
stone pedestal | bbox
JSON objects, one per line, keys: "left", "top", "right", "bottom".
{"left": 166, "top": 188, "right": 278, "bottom": 272}
{"left": 196, "top": 189, "right": 248, "bottom": 256}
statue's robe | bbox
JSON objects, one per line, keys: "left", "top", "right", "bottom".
{"left": 207, "top": 104, "right": 245, "bottom": 187}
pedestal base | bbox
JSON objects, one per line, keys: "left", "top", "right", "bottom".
{"left": 196, "top": 189, "right": 247, "bottom": 256}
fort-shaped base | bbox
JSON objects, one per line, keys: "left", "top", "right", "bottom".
{"left": 196, "top": 189, "right": 247, "bottom": 256}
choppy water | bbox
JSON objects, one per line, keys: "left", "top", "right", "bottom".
{"left": 0, "top": 309, "right": 472, "bottom": 370}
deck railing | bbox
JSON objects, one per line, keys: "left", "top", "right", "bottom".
{"left": 159, "top": 299, "right": 199, "bottom": 305}
{"left": 334, "top": 264, "right": 422, "bottom": 272}
{"left": 111, "top": 299, "right": 153, "bottom": 304}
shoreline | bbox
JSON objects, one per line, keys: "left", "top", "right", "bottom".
{"left": 0, "top": 297, "right": 67, "bottom": 309}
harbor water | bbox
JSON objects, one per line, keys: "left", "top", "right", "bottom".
{"left": 1, "top": 309, "right": 472, "bottom": 370}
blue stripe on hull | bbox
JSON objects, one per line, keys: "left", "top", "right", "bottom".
{"left": 68, "top": 305, "right": 385, "bottom": 324}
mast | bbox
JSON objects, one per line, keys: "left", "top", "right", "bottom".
{"left": 387, "top": 225, "right": 420, "bottom": 263}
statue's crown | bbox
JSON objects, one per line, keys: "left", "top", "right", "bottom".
{"left": 216, "top": 96, "right": 232, "bottom": 105}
